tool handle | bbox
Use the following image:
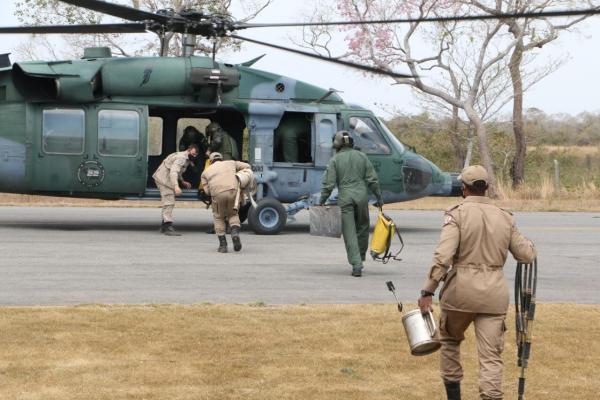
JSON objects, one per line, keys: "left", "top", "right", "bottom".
{"left": 425, "top": 310, "right": 437, "bottom": 337}
{"left": 386, "top": 281, "right": 395, "bottom": 292}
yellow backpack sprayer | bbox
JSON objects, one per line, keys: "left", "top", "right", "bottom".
{"left": 515, "top": 258, "right": 538, "bottom": 400}
{"left": 370, "top": 207, "right": 404, "bottom": 263}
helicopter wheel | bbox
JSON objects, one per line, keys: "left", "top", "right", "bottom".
{"left": 248, "top": 198, "right": 287, "bottom": 235}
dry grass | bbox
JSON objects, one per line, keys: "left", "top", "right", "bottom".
{"left": 0, "top": 303, "right": 597, "bottom": 400}
{"left": 529, "top": 145, "right": 600, "bottom": 156}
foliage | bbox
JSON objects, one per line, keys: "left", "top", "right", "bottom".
{"left": 385, "top": 111, "right": 600, "bottom": 189}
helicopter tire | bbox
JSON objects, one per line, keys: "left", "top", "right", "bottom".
{"left": 248, "top": 197, "right": 287, "bottom": 235}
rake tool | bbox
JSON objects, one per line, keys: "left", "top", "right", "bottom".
{"left": 515, "top": 258, "right": 538, "bottom": 400}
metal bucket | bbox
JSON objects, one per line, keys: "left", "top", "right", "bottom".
{"left": 401, "top": 309, "right": 441, "bottom": 356}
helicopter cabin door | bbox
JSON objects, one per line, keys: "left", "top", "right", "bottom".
{"left": 32, "top": 103, "right": 148, "bottom": 196}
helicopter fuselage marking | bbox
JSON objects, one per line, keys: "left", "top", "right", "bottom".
{"left": 140, "top": 67, "right": 153, "bottom": 87}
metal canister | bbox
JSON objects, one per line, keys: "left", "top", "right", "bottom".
{"left": 401, "top": 309, "right": 441, "bottom": 356}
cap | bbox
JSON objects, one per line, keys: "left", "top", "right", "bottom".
{"left": 209, "top": 152, "right": 223, "bottom": 162}
{"left": 458, "top": 165, "right": 488, "bottom": 185}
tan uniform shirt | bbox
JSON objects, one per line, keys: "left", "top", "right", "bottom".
{"left": 200, "top": 160, "right": 251, "bottom": 197}
{"left": 423, "top": 196, "right": 536, "bottom": 314}
{"left": 152, "top": 151, "right": 191, "bottom": 189}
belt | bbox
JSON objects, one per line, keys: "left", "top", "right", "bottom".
{"left": 453, "top": 264, "right": 503, "bottom": 269}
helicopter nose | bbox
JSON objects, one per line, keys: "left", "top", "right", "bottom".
{"left": 402, "top": 156, "right": 433, "bottom": 196}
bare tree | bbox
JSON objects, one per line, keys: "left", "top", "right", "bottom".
{"left": 303, "top": 0, "right": 534, "bottom": 196}
{"left": 470, "top": 0, "right": 593, "bottom": 187}
{"left": 14, "top": 0, "right": 272, "bottom": 59}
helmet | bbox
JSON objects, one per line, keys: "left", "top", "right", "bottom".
{"left": 209, "top": 152, "right": 223, "bottom": 162}
{"left": 332, "top": 130, "right": 353, "bottom": 150}
{"left": 206, "top": 122, "right": 221, "bottom": 135}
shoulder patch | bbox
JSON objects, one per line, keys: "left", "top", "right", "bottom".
{"left": 443, "top": 215, "right": 454, "bottom": 226}
{"left": 174, "top": 158, "right": 186, "bottom": 166}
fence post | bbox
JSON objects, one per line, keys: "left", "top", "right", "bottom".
{"left": 553, "top": 159, "right": 560, "bottom": 191}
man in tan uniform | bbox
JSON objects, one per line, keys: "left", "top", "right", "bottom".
{"left": 418, "top": 165, "right": 536, "bottom": 400}
{"left": 152, "top": 144, "right": 199, "bottom": 236}
{"left": 200, "top": 152, "right": 251, "bottom": 252}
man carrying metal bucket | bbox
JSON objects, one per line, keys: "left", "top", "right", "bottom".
{"left": 418, "top": 165, "right": 536, "bottom": 400}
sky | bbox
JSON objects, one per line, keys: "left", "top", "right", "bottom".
{"left": 0, "top": 0, "right": 598, "bottom": 118}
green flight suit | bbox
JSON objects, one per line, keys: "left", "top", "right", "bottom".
{"left": 209, "top": 128, "right": 239, "bottom": 161}
{"left": 320, "top": 147, "right": 382, "bottom": 269}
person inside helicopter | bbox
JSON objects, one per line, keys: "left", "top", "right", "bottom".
{"left": 178, "top": 125, "right": 208, "bottom": 188}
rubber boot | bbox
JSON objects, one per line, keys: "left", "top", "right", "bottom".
{"left": 444, "top": 381, "right": 461, "bottom": 400}
{"left": 231, "top": 226, "right": 242, "bottom": 252}
{"left": 161, "top": 222, "right": 182, "bottom": 236}
{"left": 218, "top": 235, "right": 228, "bottom": 253}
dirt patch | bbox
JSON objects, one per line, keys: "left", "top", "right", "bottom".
{"left": 0, "top": 303, "right": 597, "bottom": 399}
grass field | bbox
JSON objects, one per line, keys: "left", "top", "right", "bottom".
{"left": 0, "top": 303, "right": 597, "bottom": 399}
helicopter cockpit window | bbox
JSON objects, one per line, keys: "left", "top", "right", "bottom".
{"left": 98, "top": 110, "right": 139, "bottom": 157}
{"left": 42, "top": 108, "right": 85, "bottom": 155}
{"left": 348, "top": 116, "right": 391, "bottom": 155}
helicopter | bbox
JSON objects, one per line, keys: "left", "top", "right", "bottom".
{"left": 0, "top": 1, "right": 598, "bottom": 234}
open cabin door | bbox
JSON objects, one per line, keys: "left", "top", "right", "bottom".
{"left": 31, "top": 103, "right": 148, "bottom": 196}
{"left": 314, "top": 113, "right": 336, "bottom": 167}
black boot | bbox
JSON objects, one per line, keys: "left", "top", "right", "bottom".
{"left": 161, "top": 222, "right": 182, "bottom": 236}
{"left": 231, "top": 226, "right": 242, "bottom": 252}
{"left": 444, "top": 381, "right": 461, "bottom": 400}
{"left": 218, "top": 235, "right": 228, "bottom": 253}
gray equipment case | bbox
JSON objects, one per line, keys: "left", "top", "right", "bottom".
{"left": 309, "top": 206, "right": 342, "bottom": 238}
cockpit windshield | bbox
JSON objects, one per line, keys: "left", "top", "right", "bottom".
{"left": 377, "top": 118, "right": 405, "bottom": 154}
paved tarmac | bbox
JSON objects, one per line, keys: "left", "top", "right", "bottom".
{"left": 0, "top": 206, "right": 598, "bottom": 306}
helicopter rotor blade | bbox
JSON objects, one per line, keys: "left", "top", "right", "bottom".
{"left": 0, "top": 23, "right": 148, "bottom": 35}
{"left": 57, "top": 0, "right": 182, "bottom": 24}
{"left": 230, "top": 34, "right": 415, "bottom": 80}
{"left": 235, "top": 7, "right": 600, "bottom": 29}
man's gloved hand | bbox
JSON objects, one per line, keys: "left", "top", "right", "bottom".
{"left": 374, "top": 198, "right": 384, "bottom": 208}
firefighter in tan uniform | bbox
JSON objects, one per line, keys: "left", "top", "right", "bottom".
{"left": 152, "top": 144, "right": 199, "bottom": 236}
{"left": 418, "top": 165, "right": 536, "bottom": 400}
{"left": 200, "top": 152, "right": 251, "bottom": 252}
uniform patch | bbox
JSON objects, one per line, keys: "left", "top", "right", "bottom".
{"left": 174, "top": 159, "right": 186, "bottom": 166}
{"left": 443, "top": 215, "right": 453, "bottom": 226}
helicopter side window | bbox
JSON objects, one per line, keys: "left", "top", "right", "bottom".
{"left": 42, "top": 108, "right": 85, "bottom": 155}
{"left": 98, "top": 110, "right": 139, "bottom": 157}
{"left": 348, "top": 116, "right": 391, "bottom": 155}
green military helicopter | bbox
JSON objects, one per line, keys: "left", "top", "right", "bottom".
{"left": 0, "top": 1, "right": 597, "bottom": 234}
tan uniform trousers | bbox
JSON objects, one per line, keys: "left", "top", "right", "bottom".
{"left": 212, "top": 189, "right": 240, "bottom": 235}
{"left": 440, "top": 309, "right": 506, "bottom": 400}
{"left": 157, "top": 183, "right": 176, "bottom": 223}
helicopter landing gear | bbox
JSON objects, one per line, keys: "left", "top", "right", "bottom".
{"left": 248, "top": 198, "right": 287, "bottom": 235}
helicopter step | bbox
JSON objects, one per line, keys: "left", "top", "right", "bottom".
{"left": 123, "top": 188, "right": 201, "bottom": 201}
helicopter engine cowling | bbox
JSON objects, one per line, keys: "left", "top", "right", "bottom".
{"left": 100, "top": 56, "right": 239, "bottom": 99}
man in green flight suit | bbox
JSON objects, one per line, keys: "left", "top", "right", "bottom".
{"left": 206, "top": 121, "right": 239, "bottom": 161}
{"left": 320, "top": 130, "right": 383, "bottom": 277}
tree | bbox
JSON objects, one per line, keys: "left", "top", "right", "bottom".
{"left": 304, "top": 0, "right": 532, "bottom": 196}
{"left": 470, "top": 0, "right": 592, "bottom": 188}
{"left": 14, "top": 0, "right": 272, "bottom": 59}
